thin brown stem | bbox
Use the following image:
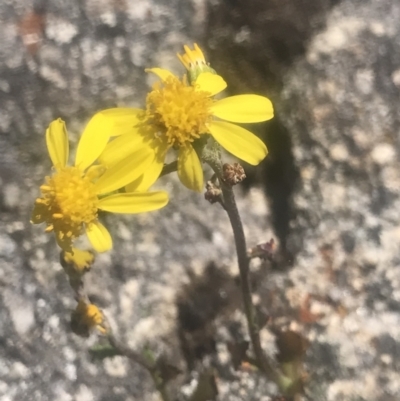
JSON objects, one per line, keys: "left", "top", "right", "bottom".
{"left": 220, "top": 182, "right": 279, "bottom": 380}
{"left": 108, "top": 333, "right": 171, "bottom": 401}
{"left": 204, "top": 155, "right": 286, "bottom": 388}
{"left": 65, "top": 254, "right": 172, "bottom": 401}
{"left": 108, "top": 333, "right": 155, "bottom": 371}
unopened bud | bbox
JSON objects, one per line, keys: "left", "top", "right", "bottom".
{"left": 205, "top": 180, "right": 222, "bottom": 204}
{"left": 222, "top": 163, "right": 246, "bottom": 185}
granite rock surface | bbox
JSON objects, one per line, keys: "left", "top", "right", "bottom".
{"left": 1, "top": 0, "right": 399, "bottom": 400}
{"left": 282, "top": 0, "right": 400, "bottom": 398}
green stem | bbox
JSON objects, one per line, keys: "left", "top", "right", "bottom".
{"left": 160, "top": 161, "right": 178, "bottom": 177}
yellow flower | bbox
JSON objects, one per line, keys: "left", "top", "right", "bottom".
{"left": 177, "top": 43, "right": 216, "bottom": 82}
{"left": 31, "top": 113, "right": 169, "bottom": 253}
{"left": 100, "top": 46, "right": 273, "bottom": 192}
{"left": 71, "top": 299, "right": 107, "bottom": 337}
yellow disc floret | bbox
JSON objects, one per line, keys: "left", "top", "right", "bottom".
{"left": 31, "top": 166, "right": 99, "bottom": 250}
{"left": 145, "top": 75, "right": 213, "bottom": 147}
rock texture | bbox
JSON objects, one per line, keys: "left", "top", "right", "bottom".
{"left": 0, "top": 1, "right": 228, "bottom": 401}
{"left": 1, "top": 0, "right": 400, "bottom": 400}
{"left": 282, "top": 1, "right": 400, "bottom": 399}
{"left": 206, "top": 0, "right": 400, "bottom": 400}
{"left": 0, "top": 1, "right": 278, "bottom": 400}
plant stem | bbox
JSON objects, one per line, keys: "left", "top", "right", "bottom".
{"left": 160, "top": 161, "right": 177, "bottom": 177}
{"left": 220, "top": 182, "right": 279, "bottom": 380}
{"left": 204, "top": 154, "right": 284, "bottom": 387}
{"left": 108, "top": 333, "right": 155, "bottom": 371}
{"left": 108, "top": 334, "right": 171, "bottom": 401}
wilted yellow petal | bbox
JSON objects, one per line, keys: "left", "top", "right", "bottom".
{"left": 61, "top": 248, "right": 95, "bottom": 275}
{"left": 94, "top": 147, "right": 154, "bottom": 194}
{"left": 46, "top": 118, "right": 69, "bottom": 169}
{"left": 99, "top": 108, "right": 144, "bottom": 136}
{"left": 177, "top": 145, "right": 203, "bottom": 192}
{"left": 146, "top": 68, "right": 175, "bottom": 81}
{"left": 98, "top": 191, "right": 169, "bottom": 213}
{"left": 211, "top": 95, "right": 274, "bottom": 123}
{"left": 195, "top": 72, "right": 227, "bottom": 96}
{"left": 85, "top": 221, "right": 112, "bottom": 253}
{"left": 75, "top": 112, "right": 113, "bottom": 171}
{"left": 71, "top": 299, "right": 107, "bottom": 337}
{"left": 208, "top": 121, "right": 268, "bottom": 165}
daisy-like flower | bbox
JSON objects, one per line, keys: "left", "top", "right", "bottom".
{"left": 31, "top": 113, "right": 169, "bottom": 253}
{"left": 99, "top": 44, "right": 274, "bottom": 192}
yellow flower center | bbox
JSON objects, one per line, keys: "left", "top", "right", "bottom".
{"left": 145, "top": 75, "right": 213, "bottom": 147}
{"left": 32, "top": 166, "right": 99, "bottom": 249}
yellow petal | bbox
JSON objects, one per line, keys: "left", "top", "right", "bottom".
{"left": 85, "top": 221, "right": 112, "bottom": 253}
{"left": 99, "top": 108, "right": 144, "bottom": 137}
{"left": 125, "top": 175, "right": 144, "bottom": 193}
{"left": 208, "top": 121, "right": 268, "bottom": 165}
{"left": 46, "top": 118, "right": 69, "bottom": 169}
{"left": 125, "top": 157, "right": 165, "bottom": 192}
{"left": 94, "top": 147, "right": 154, "bottom": 194}
{"left": 177, "top": 145, "right": 203, "bottom": 192}
{"left": 85, "top": 164, "right": 107, "bottom": 181}
{"left": 211, "top": 95, "right": 274, "bottom": 123}
{"left": 125, "top": 141, "right": 168, "bottom": 191}
{"left": 99, "top": 131, "right": 149, "bottom": 168}
{"left": 75, "top": 112, "right": 114, "bottom": 171}
{"left": 98, "top": 191, "right": 169, "bottom": 213}
{"left": 145, "top": 68, "right": 175, "bottom": 81}
{"left": 195, "top": 72, "right": 227, "bottom": 96}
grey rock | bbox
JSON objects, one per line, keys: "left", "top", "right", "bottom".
{"left": 0, "top": 1, "right": 277, "bottom": 400}
{"left": 0, "top": 234, "right": 17, "bottom": 258}
{"left": 280, "top": 0, "right": 400, "bottom": 399}
{"left": 2, "top": 0, "right": 400, "bottom": 400}
{"left": 207, "top": 0, "right": 400, "bottom": 400}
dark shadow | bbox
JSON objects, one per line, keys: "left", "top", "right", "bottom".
{"left": 205, "top": 0, "right": 342, "bottom": 263}
{"left": 176, "top": 262, "right": 240, "bottom": 370}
